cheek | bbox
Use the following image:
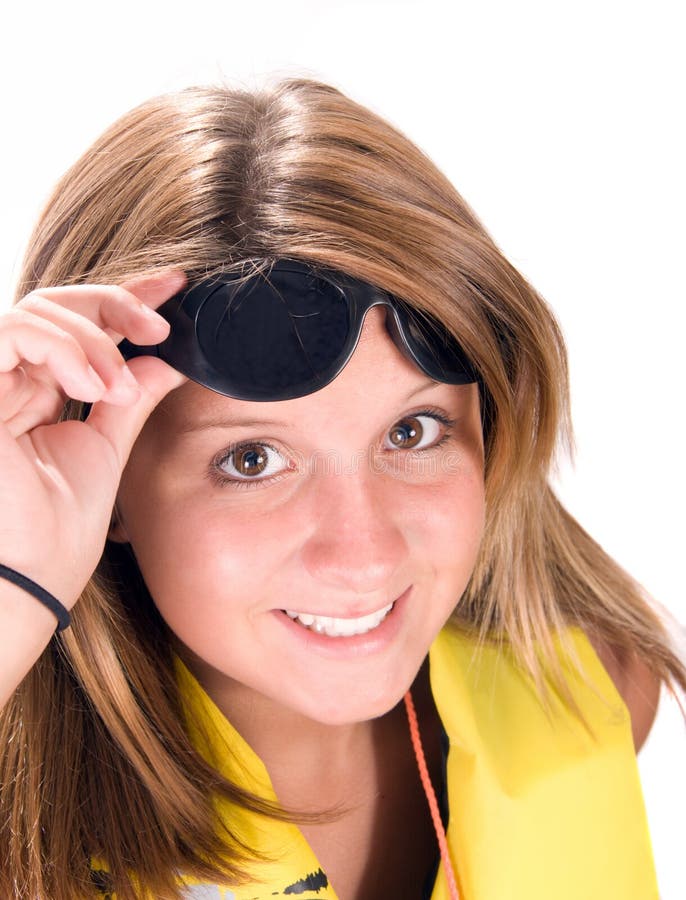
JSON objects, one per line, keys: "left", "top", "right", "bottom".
{"left": 418, "top": 476, "right": 486, "bottom": 622}
{"left": 404, "top": 467, "right": 486, "bottom": 566}
{"left": 117, "top": 478, "right": 292, "bottom": 617}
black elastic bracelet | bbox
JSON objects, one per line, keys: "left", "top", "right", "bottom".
{"left": 0, "top": 563, "right": 71, "bottom": 632}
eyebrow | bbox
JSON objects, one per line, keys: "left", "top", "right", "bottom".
{"left": 180, "top": 376, "right": 443, "bottom": 434}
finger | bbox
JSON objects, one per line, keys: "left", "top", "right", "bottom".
{"left": 0, "top": 367, "right": 65, "bottom": 437}
{"left": 22, "top": 269, "right": 186, "bottom": 345}
{"left": 118, "top": 268, "right": 187, "bottom": 303}
{"left": 10, "top": 298, "right": 163, "bottom": 398}
{"left": 99, "top": 268, "right": 189, "bottom": 343}
{"left": 2, "top": 389, "right": 65, "bottom": 439}
{"left": 85, "top": 356, "right": 188, "bottom": 472}
{"left": 0, "top": 311, "right": 107, "bottom": 401}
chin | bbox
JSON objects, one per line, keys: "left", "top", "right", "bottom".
{"left": 294, "top": 685, "right": 408, "bottom": 727}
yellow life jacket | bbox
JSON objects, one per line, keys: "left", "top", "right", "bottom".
{"left": 92, "top": 624, "right": 659, "bottom": 898}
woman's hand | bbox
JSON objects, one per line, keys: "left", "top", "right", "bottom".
{"left": 0, "top": 270, "right": 188, "bottom": 613}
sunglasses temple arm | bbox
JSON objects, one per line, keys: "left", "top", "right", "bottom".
{"left": 117, "top": 337, "right": 161, "bottom": 363}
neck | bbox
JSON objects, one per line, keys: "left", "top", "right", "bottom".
{"left": 176, "top": 643, "right": 434, "bottom": 810}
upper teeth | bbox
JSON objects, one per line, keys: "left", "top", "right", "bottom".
{"left": 284, "top": 603, "right": 394, "bottom": 637}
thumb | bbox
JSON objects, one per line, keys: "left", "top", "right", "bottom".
{"left": 85, "top": 357, "right": 188, "bottom": 472}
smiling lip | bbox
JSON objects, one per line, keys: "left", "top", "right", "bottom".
{"left": 281, "top": 600, "right": 396, "bottom": 620}
{"left": 282, "top": 602, "right": 394, "bottom": 638}
{"left": 272, "top": 585, "right": 413, "bottom": 659}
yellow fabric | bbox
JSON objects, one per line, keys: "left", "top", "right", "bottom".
{"left": 93, "top": 624, "right": 659, "bottom": 898}
{"left": 427, "top": 625, "right": 658, "bottom": 899}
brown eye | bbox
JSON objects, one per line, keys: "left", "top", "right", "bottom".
{"left": 388, "top": 416, "right": 423, "bottom": 449}
{"left": 387, "top": 414, "right": 444, "bottom": 451}
{"left": 216, "top": 442, "right": 288, "bottom": 482}
{"left": 234, "top": 444, "right": 269, "bottom": 476}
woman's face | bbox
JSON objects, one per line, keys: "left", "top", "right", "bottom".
{"left": 112, "top": 307, "right": 485, "bottom": 725}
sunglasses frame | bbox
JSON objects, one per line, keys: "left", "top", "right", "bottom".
{"left": 118, "top": 260, "right": 478, "bottom": 401}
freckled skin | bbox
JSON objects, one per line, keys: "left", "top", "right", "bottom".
{"left": 111, "top": 307, "right": 486, "bottom": 732}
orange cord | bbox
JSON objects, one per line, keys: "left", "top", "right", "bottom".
{"left": 403, "top": 690, "right": 460, "bottom": 900}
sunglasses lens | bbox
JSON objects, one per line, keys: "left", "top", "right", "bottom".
{"left": 196, "top": 268, "right": 351, "bottom": 399}
{"left": 395, "top": 304, "right": 476, "bottom": 384}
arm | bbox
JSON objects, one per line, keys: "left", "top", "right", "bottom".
{"left": 0, "top": 272, "right": 186, "bottom": 711}
{"left": 0, "top": 582, "right": 57, "bottom": 710}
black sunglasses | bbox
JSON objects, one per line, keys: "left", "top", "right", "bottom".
{"left": 118, "top": 260, "right": 477, "bottom": 401}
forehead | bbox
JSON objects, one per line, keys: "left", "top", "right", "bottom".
{"left": 153, "top": 306, "right": 439, "bottom": 428}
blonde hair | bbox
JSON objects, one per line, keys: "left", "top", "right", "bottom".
{"left": 1, "top": 77, "right": 683, "bottom": 899}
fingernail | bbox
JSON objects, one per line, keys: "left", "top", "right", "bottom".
{"left": 139, "top": 304, "right": 170, "bottom": 327}
{"left": 107, "top": 383, "right": 141, "bottom": 404}
{"left": 120, "top": 365, "right": 138, "bottom": 388}
{"left": 148, "top": 269, "right": 185, "bottom": 285}
{"left": 86, "top": 365, "right": 106, "bottom": 390}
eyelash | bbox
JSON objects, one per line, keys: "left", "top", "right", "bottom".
{"left": 206, "top": 407, "right": 457, "bottom": 490}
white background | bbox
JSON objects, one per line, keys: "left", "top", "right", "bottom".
{"left": 1, "top": 0, "right": 684, "bottom": 895}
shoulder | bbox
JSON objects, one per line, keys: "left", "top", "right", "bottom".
{"left": 585, "top": 630, "right": 661, "bottom": 753}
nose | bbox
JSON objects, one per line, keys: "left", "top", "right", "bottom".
{"left": 299, "top": 469, "right": 408, "bottom": 598}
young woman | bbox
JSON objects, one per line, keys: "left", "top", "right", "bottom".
{"left": 0, "top": 77, "right": 681, "bottom": 900}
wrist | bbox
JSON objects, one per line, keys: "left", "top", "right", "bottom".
{"left": 0, "top": 564, "right": 71, "bottom": 633}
